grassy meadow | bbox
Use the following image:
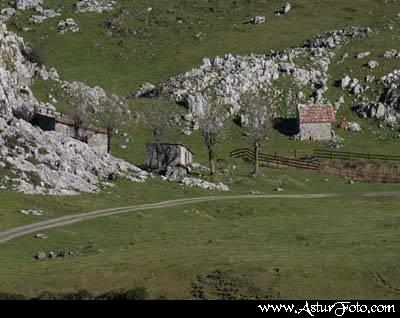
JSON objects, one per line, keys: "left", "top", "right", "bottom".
{"left": 0, "top": 0, "right": 400, "bottom": 299}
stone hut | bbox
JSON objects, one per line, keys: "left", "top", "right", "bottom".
{"left": 145, "top": 143, "right": 193, "bottom": 170}
{"left": 31, "top": 106, "right": 108, "bottom": 154}
{"left": 297, "top": 104, "right": 335, "bottom": 141}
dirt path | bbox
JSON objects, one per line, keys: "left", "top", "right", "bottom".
{"left": 1, "top": 191, "right": 400, "bottom": 244}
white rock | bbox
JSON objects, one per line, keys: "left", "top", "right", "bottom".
{"left": 367, "top": 60, "right": 378, "bottom": 69}
{"left": 347, "top": 121, "right": 361, "bottom": 132}
{"left": 356, "top": 52, "right": 370, "bottom": 59}
{"left": 251, "top": 16, "right": 266, "bottom": 24}
{"left": 180, "top": 177, "right": 229, "bottom": 191}
{"left": 14, "top": 0, "right": 43, "bottom": 10}
{"left": 283, "top": 2, "right": 291, "bottom": 14}
{"left": 75, "top": 0, "right": 116, "bottom": 13}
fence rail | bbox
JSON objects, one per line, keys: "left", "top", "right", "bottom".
{"left": 230, "top": 148, "right": 400, "bottom": 183}
{"left": 230, "top": 148, "right": 320, "bottom": 171}
{"left": 314, "top": 149, "right": 400, "bottom": 163}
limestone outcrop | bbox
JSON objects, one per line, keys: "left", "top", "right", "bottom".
{"left": 0, "top": 23, "right": 148, "bottom": 195}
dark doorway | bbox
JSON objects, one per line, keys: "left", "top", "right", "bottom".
{"left": 273, "top": 118, "right": 299, "bottom": 137}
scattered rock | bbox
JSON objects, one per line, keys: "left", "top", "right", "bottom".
{"left": 367, "top": 60, "right": 378, "bottom": 69}
{"left": 356, "top": 52, "right": 370, "bottom": 59}
{"left": 132, "top": 82, "right": 158, "bottom": 98}
{"left": 75, "top": 0, "right": 116, "bottom": 13}
{"left": 383, "top": 49, "right": 400, "bottom": 59}
{"left": 20, "top": 209, "right": 44, "bottom": 216}
{"left": 164, "top": 166, "right": 187, "bottom": 181}
{"left": 180, "top": 177, "right": 229, "bottom": 191}
{"left": 35, "top": 251, "right": 46, "bottom": 260}
{"left": 58, "top": 18, "right": 80, "bottom": 34}
{"left": 34, "top": 233, "right": 48, "bottom": 240}
{"left": 347, "top": 121, "right": 362, "bottom": 132}
{"left": 251, "top": 16, "right": 266, "bottom": 25}
{"left": 29, "top": 8, "right": 60, "bottom": 24}
{"left": 275, "top": 187, "right": 284, "bottom": 192}
{"left": 340, "top": 75, "right": 351, "bottom": 89}
{"left": 334, "top": 96, "right": 344, "bottom": 110}
{"left": 48, "top": 251, "right": 57, "bottom": 259}
{"left": 283, "top": 2, "right": 291, "bottom": 14}
{"left": 14, "top": 0, "right": 43, "bottom": 11}
{"left": 365, "top": 75, "right": 375, "bottom": 82}
{"left": 0, "top": 7, "right": 16, "bottom": 22}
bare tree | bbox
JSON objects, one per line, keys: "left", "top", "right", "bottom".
{"left": 141, "top": 97, "right": 175, "bottom": 171}
{"left": 198, "top": 93, "right": 228, "bottom": 175}
{"left": 97, "top": 94, "right": 128, "bottom": 153}
{"left": 65, "top": 88, "right": 91, "bottom": 141}
{"left": 240, "top": 90, "right": 274, "bottom": 176}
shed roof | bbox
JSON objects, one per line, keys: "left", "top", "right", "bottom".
{"left": 297, "top": 104, "right": 335, "bottom": 124}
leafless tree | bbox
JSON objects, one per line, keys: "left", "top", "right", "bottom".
{"left": 141, "top": 97, "right": 175, "bottom": 171}
{"left": 65, "top": 88, "right": 91, "bottom": 141}
{"left": 198, "top": 93, "right": 229, "bottom": 175}
{"left": 97, "top": 94, "right": 128, "bottom": 153}
{"left": 240, "top": 90, "right": 274, "bottom": 176}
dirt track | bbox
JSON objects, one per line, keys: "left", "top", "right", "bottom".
{"left": 1, "top": 191, "right": 400, "bottom": 244}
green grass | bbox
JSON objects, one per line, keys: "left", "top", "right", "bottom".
{"left": 2, "top": 0, "right": 398, "bottom": 93}
{"left": 1, "top": 196, "right": 400, "bottom": 299}
{"left": 2, "top": 0, "right": 400, "bottom": 298}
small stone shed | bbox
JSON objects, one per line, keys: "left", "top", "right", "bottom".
{"left": 297, "top": 104, "right": 336, "bottom": 141}
{"left": 145, "top": 143, "right": 193, "bottom": 170}
{"left": 31, "top": 106, "right": 108, "bottom": 153}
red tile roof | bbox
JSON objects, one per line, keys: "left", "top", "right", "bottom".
{"left": 298, "top": 104, "right": 335, "bottom": 124}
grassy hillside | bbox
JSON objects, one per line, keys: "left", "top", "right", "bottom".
{"left": 1, "top": 0, "right": 400, "bottom": 299}
{"left": 1, "top": 196, "right": 400, "bottom": 299}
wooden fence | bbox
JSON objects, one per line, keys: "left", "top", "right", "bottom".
{"left": 230, "top": 148, "right": 400, "bottom": 183}
{"left": 314, "top": 149, "right": 400, "bottom": 163}
{"left": 230, "top": 148, "right": 320, "bottom": 171}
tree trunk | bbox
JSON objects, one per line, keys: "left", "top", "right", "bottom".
{"left": 107, "top": 129, "right": 112, "bottom": 154}
{"left": 74, "top": 125, "right": 80, "bottom": 141}
{"left": 208, "top": 149, "right": 216, "bottom": 175}
{"left": 155, "top": 139, "right": 162, "bottom": 172}
{"left": 253, "top": 141, "right": 260, "bottom": 177}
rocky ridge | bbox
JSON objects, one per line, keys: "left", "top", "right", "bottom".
{"left": 155, "top": 27, "right": 372, "bottom": 130}
{"left": 0, "top": 22, "right": 148, "bottom": 195}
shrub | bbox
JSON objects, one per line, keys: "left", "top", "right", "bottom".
{"left": 33, "top": 291, "right": 60, "bottom": 300}
{"left": 0, "top": 292, "right": 26, "bottom": 300}
{"left": 60, "top": 290, "right": 94, "bottom": 300}
{"left": 96, "top": 287, "right": 148, "bottom": 300}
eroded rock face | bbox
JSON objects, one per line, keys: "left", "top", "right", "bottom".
{"left": 14, "top": 0, "right": 43, "bottom": 11}
{"left": 0, "top": 22, "right": 37, "bottom": 114}
{"left": 0, "top": 116, "right": 148, "bottom": 195}
{"left": 62, "top": 81, "right": 107, "bottom": 113}
{"left": 0, "top": 7, "right": 16, "bottom": 22}
{"left": 0, "top": 23, "right": 148, "bottom": 195}
{"left": 153, "top": 26, "right": 371, "bottom": 129}
{"left": 75, "top": 0, "right": 116, "bottom": 13}
{"left": 29, "top": 8, "right": 60, "bottom": 24}
{"left": 180, "top": 177, "right": 229, "bottom": 191}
